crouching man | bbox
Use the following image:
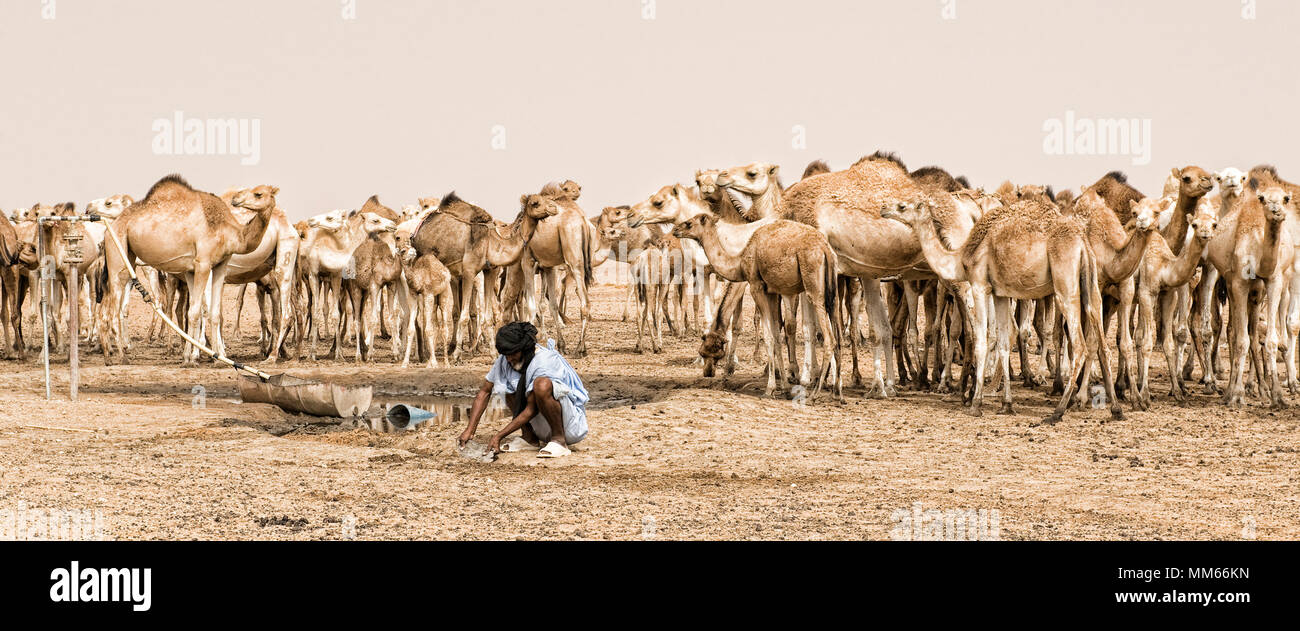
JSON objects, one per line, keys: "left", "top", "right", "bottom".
{"left": 458, "top": 322, "right": 589, "bottom": 458}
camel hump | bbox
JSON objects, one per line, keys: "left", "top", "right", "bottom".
{"left": 910, "top": 166, "right": 965, "bottom": 193}
{"left": 142, "top": 174, "right": 195, "bottom": 201}
{"left": 801, "top": 160, "right": 832, "bottom": 180}
{"left": 361, "top": 195, "right": 400, "bottom": 221}
{"left": 851, "top": 150, "right": 907, "bottom": 172}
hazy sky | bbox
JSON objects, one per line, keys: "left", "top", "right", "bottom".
{"left": 2, "top": 0, "right": 1297, "bottom": 221}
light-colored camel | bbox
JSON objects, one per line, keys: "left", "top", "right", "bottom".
{"left": 218, "top": 187, "right": 300, "bottom": 361}
{"left": 102, "top": 176, "right": 277, "bottom": 364}
{"left": 1205, "top": 169, "right": 1295, "bottom": 408}
{"left": 394, "top": 231, "right": 453, "bottom": 368}
{"left": 675, "top": 213, "right": 841, "bottom": 398}
{"left": 1067, "top": 188, "right": 1159, "bottom": 405}
{"left": 1134, "top": 196, "right": 1218, "bottom": 407}
{"left": 0, "top": 209, "right": 38, "bottom": 359}
{"left": 881, "top": 197, "right": 1126, "bottom": 423}
{"left": 340, "top": 214, "right": 406, "bottom": 362}
{"left": 723, "top": 153, "right": 982, "bottom": 397}
{"left": 518, "top": 181, "right": 595, "bottom": 357}
{"left": 411, "top": 191, "right": 556, "bottom": 361}
{"left": 599, "top": 218, "right": 668, "bottom": 353}
{"left": 297, "top": 209, "right": 392, "bottom": 359}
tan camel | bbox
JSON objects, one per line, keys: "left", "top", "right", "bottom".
{"left": 881, "top": 197, "right": 1124, "bottom": 423}
{"left": 724, "top": 152, "right": 979, "bottom": 397}
{"left": 394, "top": 231, "right": 453, "bottom": 367}
{"left": 411, "top": 191, "right": 556, "bottom": 361}
{"left": 1189, "top": 167, "right": 1245, "bottom": 390}
{"left": 0, "top": 209, "right": 38, "bottom": 359}
{"left": 675, "top": 213, "right": 841, "bottom": 398}
{"left": 1134, "top": 196, "right": 1218, "bottom": 407}
{"left": 297, "top": 210, "right": 390, "bottom": 359}
{"left": 518, "top": 181, "right": 595, "bottom": 357}
{"left": 1067, "top": 188, "right": 1159, "bottom": 405}
{"left": 340, "top": 214, "right": 406, "bottom": 362}
{"left": 1205, "top": 169, "right": 1295, "bottom": 408}
{"left": 218, "top": 187, "right": 300, "bottom": 361}
{"left": 101, "top": 176, "right": 277, "bottom": 364}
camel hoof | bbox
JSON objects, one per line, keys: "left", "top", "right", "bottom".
{"left": 964, "top": 406, "right": 982, "bottom": 418}
{"left": 1041, "top": 412, "right": 1063, "bottom": 425}
{"left": 1110, "top": 408, "right": 1125, "bottom": 421}
{"left": 998, "top": 403, "right": 1015, "bottom": 416}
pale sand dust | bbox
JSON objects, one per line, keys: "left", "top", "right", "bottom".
{"left": 0, "top": 284, "right": 1296, "bottom": 540}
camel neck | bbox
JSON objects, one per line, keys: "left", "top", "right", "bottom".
{"left": 910, "top": 215, "right": 965, "bottom": 282}
{"left": 1166, "top": 192, "right": 1202, "bottom": 255}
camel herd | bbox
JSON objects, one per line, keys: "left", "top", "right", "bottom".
{"left": 2, "top": 152, "right": 1299, "bottom": 424}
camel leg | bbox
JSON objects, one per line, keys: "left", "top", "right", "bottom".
{"left": 1223, "top": 280, "right": 1249, "bottom": 408}
{"left": 1046, "top": 292, "right": 1087, "bottom": 424}
{"left": 993, "top": 296, "right": 1015, "bottom": 415}
{"left": 1114, "top": 279, "right": 1137, "bottom": 403}
{"left": 1134, "top": 287, "right": 1155, "bottom": 411}
{"left": 1159, "top": 289, "right": 1186, "bottom": 403}
{"left": 860, "top": 278, "right": 895, "bottom": 397}
{"left": 1016, "top": 298, "right": 1040, "bottom": 388}
{"left": 181, "top": 268, "right": 207, "bottom": 365}
{"left": 798, "top": 295, "right": 815, "bottom": 389}
{"left": 1263, "top": 279, "right": 1287, "bottom": 409}
{"left": 752, "top": 288, "right": 784, "bottom": 397}
{"left": 1284, "top": 274, "right": 1300, "bottom": 395}
{"left": 231, "top": 283, "right": 246, "bottom": 340}
{"left": 966, "top": 284, "right": 989, "bottom": 416}
{"left": 206, "top": 263, "right": 230, "bottom": 360}
{"left": 842, "top": 276, "right": 864, "bottom": 388}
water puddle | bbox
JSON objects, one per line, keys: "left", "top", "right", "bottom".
{"left": 353, "top": 393, "right": 510, "bottom": 434}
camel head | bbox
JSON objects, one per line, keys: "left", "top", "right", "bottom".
{"left": 519, "top": 193, "right": 561, "bottom": 220}
{"left": 559, "top": 180, "right": 582, "bottom": 201}
{"left": 597, "top": 206, "right": 630, "bottom": 241}
{"left": 717, "top": 162, "right": 780, "bottom": 220}
{"left": 671, "top": 213, "right": 714, "bottom": 241}
{"left": 231, "top": 185, "right": 279, "bottom": 213}
{"left": 628, "top": 184, "right": 704, "bottom": 227}
{"left": 395, "top": 231, "right": 419, "bottom": 264}
{"left": 695, "top": 169, "right": 722, "bottom": 200}
{"left": 361, "top": 211, "right": 398, "bottom": 235}
{"left": 698, "top": 330, "right": 728, "bottom": 377}
{"left": 1014, "top": 184, "right": 1055, "bottom": 205}
{"left": 1173, "top": 166, "right": 1213, "bottom": 198}
{"left": 400, "top": 204, "right": 421, "bottom": 222}
{"left": 307, "top": 209, "right": 344, "bottom": 231}
{"left": 1215, "top": 167, "right": 1247, "bottom": 197}
{"left": 1253, "top": 185, "right": 1291, "bottom": 223}
{"left": 86, "top": 194, "right": 134, "bottom": 219}
{"left": 417, "top": 196, "right": 443, "bottom": 217}
{"left": 1126, "top": 198, "right": 1159, "bottom": 232}
{"left": 30, "top": 203, "right": 59, "bottom": 220}
{"left": 879, "top": 199, "right": 929, "bottom": 227}
{"left": 1189, "top": 197, "right": 1218, "bottom": 242}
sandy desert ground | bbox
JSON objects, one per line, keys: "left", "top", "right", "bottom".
{"left": 1, "top": 283, "right": 1297, "bottom": 540}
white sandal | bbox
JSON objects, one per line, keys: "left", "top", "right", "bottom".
{"left": 537, "top": 441, "right": 572, "bottom": 458}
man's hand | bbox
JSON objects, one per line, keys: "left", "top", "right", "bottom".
{"left": 457, "top": 428, "right": 474, "bottom": 448}
{"left": 487, "top": 434, "right": 503, "bottom": 454}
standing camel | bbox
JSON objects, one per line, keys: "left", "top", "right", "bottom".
{"left": 219, "top": 187, "right": 300, "bottom": 361}
{"left": 518, "top": 182, "right": 595, "bottom": 357}
{"left": 411, "top": 191, "right": 556, "bottom": 361}
{"left": 1206, "top": 169, "right": 1296, "bottom": 408}
{"left": 102, "top": 176, "right": 278, "bottom": 364}
{"left": 881, "top": 197, "right": 1127, "bottom": 423}
{"left": 674, "top": 213, "right": 841, "bottom": 399}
